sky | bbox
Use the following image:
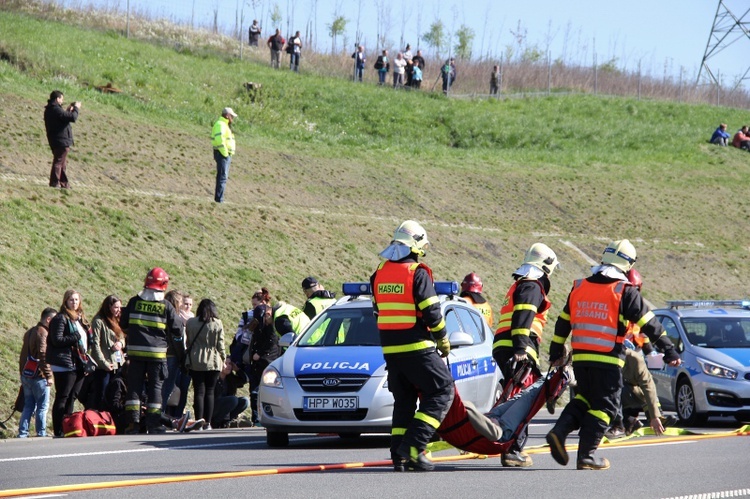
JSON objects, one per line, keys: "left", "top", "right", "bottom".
{"left": 71, "top": 0, "right": 750, "bottom": 88}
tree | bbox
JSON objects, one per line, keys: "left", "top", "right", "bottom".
{"left": 422, "top": 19, "right": 446, "bottom": 59}
{"left": 270, "top": 3, "right": 282, "bottom": 30}
{"left": 327, "top": 14, "right": 347, "bottom": 53}
{"left": 454, "top": 24, "right": 474, "bottom": 60}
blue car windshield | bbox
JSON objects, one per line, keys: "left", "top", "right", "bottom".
{"left": 682, "top": 318, "right": 750, "bottom": 348}
{"left": 297, "top": 308, "right": 380, "bottom": 347}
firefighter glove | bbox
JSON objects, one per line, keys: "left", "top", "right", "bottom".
{"left": 436, "top": 336, "right": 450, "bottom": 358}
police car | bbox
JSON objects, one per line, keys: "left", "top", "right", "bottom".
{"left": 647, "top": 300, "right": 750, "bottom": 425}
{"left": 258, "top": 281, "right": 501, "bottom": 447}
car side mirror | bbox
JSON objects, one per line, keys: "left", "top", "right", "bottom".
{"left": 449, "top": 331, "right": 473, "bottom": 348}
{"left": 279, "top": 332, "right": 296, "bottom": 348}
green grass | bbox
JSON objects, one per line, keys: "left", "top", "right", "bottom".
{"left": 0, "top": 8, "right": 749, "bottom": 436}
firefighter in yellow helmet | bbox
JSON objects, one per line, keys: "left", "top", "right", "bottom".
{"left": 492, "top": 242, "right": 559, "bottom": 467}
{"left": 370, "top": 220, "right": 453, "bottom": 472}
{"left": 460, "top": 272, "right": 493, "bottom": 327}
{"left": 547, "top": 240, "right": 681, "bottom": 470}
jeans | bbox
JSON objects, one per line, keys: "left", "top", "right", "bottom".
{"left": 355, "top": 67, "right": 364, "bottom": 82}
{"left": 270, "top": 49, "right": 281, "bottom": 69}
{"left": 486, "top": 377, "right": 545, "bottom": 442}
{"left": 212, "top": 395, "right": 250, "bottom": 426}
{"left": 162, "top": 356, "right": 180, "bottom": 409}
{"left": 19, "top": 376, "right": 50, "bottom": 437}
{"left": 214, "top": 150, "right": 231, "bottom": 202}
{"left": 378, "top": 71, "right": 387, "bottom": 85}
{"left": 290, "top": 53, "right": 300, "bottom": 72}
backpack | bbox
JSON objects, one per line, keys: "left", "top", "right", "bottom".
{"left": 374, "top": 56, "right": 384, "bottom": 70}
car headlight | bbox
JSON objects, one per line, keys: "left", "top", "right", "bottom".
{"left": 696, "top": 357, "right": 738, "bottom": 379}
{"left": 261, "top": 366, "right": 284, "bottom": 388}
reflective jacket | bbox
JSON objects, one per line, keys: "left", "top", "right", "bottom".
{"left": 460, "top": 292, "right": 493, "bottom": 327}
{"left": 272, "top": 302, "right": 310, "bottom": 337}
{"left": 493, "top": 280, "right": 550, "bottom": 364}
{"left": 211, "top": 116, "right": 235, "bottom": 158}
{"left": 120, "top": 294, "right": 182, "bottom": 360}
{"left": 371, "top": 259, "right": 446, "bottom": 357}
{"left": 303, "top": 292, "right": 337, "bottom": 320}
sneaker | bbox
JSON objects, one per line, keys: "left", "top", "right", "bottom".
{"left": 147, "top": 425, "right": 168, "bottom": 435}
{"left": 175, "top": 411, "right": 191, "bottom": 433}
{"left": 203, "top": 424, "right": 212, "bottom": 431}
{"left": 577, "top": 456, "right": 611, "bottom": 470}
{"left": 546, "top": 431, "right": 569, "bottom": 466}
{"left": 501, "top": 450, "right": 533, "bottom": 467}
{"left": 604, "top": 426, "right": 626, "bottom": 440}
{"left": 183, "top": 419, "right": 205, "bottom": 433}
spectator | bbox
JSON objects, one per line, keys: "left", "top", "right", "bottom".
{"left": 403, "top": 43, "right": 413, "bottom": 62}
{"left": 211, "top": 107, "right": 237, "bottom": 203}
{"left": 351, "top": 45, "right": 366, "bottom": 82}
{"left": 267, "top": 28, "right": 285, "bottom": 69}
{"left": 181, "top": 294, "right": 195, "bottom": 320}
{"left": 44, "top": 90, "right": 80, "bottom": 189}
{"left": 287, "top": 31, "right": 302, "bottom": 72}
{"left": 490, "top": 65, "right": 500, "bottom": 96}
{"left": 375, "top": 49, "right": 390, "bottom": 86}
{"left": 393, "top": 53, "right": 407, "bottom": 89}
{"left": 710, "top": 123, "right": 730, "bottom": 146}
{"left": 441, "top": 58, "right": 456, "bottom": 95}
{"left": 17, "top": 307, "right": 57, "bottom": 438}
{"left": 412, "top": 49, "right": 425, "bottom": 71}
{"left": 161, "top": 290, "right": 185, "bottom": 416}
{"left": 88, "top": 295, "right": 126, "bottom": 411}
{"left": 212, "top": 359, "right": 250, "bottom": 428}
{"left": 301, "top": 276, "right": 337, "bottom": 320}
{"left": 48, "top": 289, "right": 90, "bottom": 437}
{"left": 412, "top": 63, "right": 423, "bottom": 89}
{"left": 732, "top": 125, "right": 750, "bottom": 151}
{"left": 403, "top": 44, "right": 413, "bottom": 86}
{"left": 248, "top": 20, "right": 262, "bottom": 47}
{"left": 248, "top": 288, "right": 280, "bottom": 424}
{"left": 185, "top": 298, "right": 225, "bottom": 431}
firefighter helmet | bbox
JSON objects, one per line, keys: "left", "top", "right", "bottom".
{"left": 144, "top": 267, "right": 169, "bottom": 291}
{"left": 626, "top": 268, "right": 643, "bottom": 291}
{"left": 602, "top": 239, "right": 637, "bottom": 272}
{"left": 391, "top": 220, "right": 430, "bottom": 256}
{"left": 522, "top": 243, "right": 559, "bottom": 276}
{"left": 461, "top": 272, "right": 483, "bottom": 293}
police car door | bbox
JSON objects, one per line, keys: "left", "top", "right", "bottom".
{"left": 443, "top": 306, "right": 478, "bottom": 404}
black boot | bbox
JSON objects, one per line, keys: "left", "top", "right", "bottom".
{"left": 577, "top": 431, "right": 609, "bottom": 470}
{"left": 546, "top": 408, "right": 580, "bottom": 466}
{"left": 397, "top": 444, "right": 435, "bottom": 472}
{"left": 250, "top": 390, "right": 259, "bottom": 425}
{"left": 391, "top": 435, "right": 405, "bottom": 471}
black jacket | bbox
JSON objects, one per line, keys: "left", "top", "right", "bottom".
{"left": 47, "top": 312, "right": 82, "bottom": 370}
{"left": 44, "top": 100, "right": 78, "bottom": 148}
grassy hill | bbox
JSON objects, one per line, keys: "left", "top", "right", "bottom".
{"left": 0, "top": 8, "right": 749, "bottom": 435}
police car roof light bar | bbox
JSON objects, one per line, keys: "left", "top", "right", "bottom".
{"left": 667, "top": 300, "right": 750, "bottom": 309}
{"left": 342, "top": 281, "right": 460, "bottom": 297}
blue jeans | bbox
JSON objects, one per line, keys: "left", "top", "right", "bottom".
{"left": 355, "top": 67, "right": 364, "bottom": 82}
{"left": 378, "top": 70, "right": 387, "bottom": 85}
{"left": 19, "top": 376, "right": 50, "bottom": 437}
{"left": 214, "top": 150, "right": 231, "bottom": 202}
{"left": 486, "top": 377, "right": 544, "bottom": 442}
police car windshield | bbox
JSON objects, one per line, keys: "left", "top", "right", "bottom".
{"left": 297, "top": 308, "right": 380, "bottom": 347}
{"left": 682, "top": 318, "right": 750, "bottom": 348}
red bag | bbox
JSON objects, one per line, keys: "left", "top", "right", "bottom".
{"left": 62, "top": 412, "right": 86, "bottom": 437}
{"left": 83, "top": 410, "right": 116, "bottom": 436}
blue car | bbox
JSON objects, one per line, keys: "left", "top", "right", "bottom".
{"left": 647, "top": 300, "right": 750, "bottom": 425}
{"left": 258, "top": 282, "right": 501, "bottom": 447}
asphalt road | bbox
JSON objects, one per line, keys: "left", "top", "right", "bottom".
{"left": 1, "top": 416, "right": 748, "bottom": 499}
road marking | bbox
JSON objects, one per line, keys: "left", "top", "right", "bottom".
{"left": 662, "top": 489, "right": 750, "bottom": 499}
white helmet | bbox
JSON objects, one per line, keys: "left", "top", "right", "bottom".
{"left": 379, "top": 220, "right": 430, "bottom": 260}
{"left": 522, "top": 243, "right": 559, "bottom": 276}
{"left": 601, "top": 239, "right": 637, "bottom": 272}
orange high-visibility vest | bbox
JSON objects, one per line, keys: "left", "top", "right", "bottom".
{"left": 373, "top": 261, "right": 431, "bottom": 330}
{"left": 569, "top": 279, "right": 626, "bottom": 367}
{"left": 463, "top": 295, "right": 494, "bottom": 327}
{"left": 493, "top": 280, "right": 550, "bottom": 352}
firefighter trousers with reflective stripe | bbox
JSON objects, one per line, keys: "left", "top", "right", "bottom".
{"left": 126, "top": 359, "right": 167, "bottom": 426}
{"left": 386, "top": 350, "right": 454, "bottom": 458}
{"left": 555, "top": 366, "right": 622, "bottom": 459}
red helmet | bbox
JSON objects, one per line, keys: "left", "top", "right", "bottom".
{"left": 461, "top": 272, "right": 483, "bottom": 293}
{"left": 144, "top": 267, "right": 169, "bottom": 291}
{"left": 626, "top": 268, "right": 643, "bottom": 291}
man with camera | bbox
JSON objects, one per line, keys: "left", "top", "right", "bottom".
{"left": 44, "top": 90, "right": 81, "bottom": 189}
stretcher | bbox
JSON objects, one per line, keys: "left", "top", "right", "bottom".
{"left": 436, "top": 366, "right": 570, "bottom": 455}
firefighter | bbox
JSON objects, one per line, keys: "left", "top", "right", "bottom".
{"left": 120, "top": 268, "right": 184, "bottom": 434}
{"left": 301, "top": 276, "right": 337, "bottom": 320}
{"left": 459, "top": 272, "right": 493, "bottom": 327}
{"left": 267, "top": 300, "right": 310, "bottom": 337}
{"left": 546, "top": 240, "right": 682, "bottom": 470}
{"left": 492, "top": 242, "right": 559, "bottom": 467}
{"left": 624, "top": 269, "right": 653, "bottom": 354}
{"left": 371, "top": 220, "right": 453, "bottom": 472}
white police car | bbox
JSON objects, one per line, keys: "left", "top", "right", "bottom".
{"left": 259, "top": 281, "right": 501, "bottom": 447}
{"left": 648, "top": 300, "right": 750, "bottom": 425}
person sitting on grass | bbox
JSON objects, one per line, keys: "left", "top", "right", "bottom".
{"left": 732, "top": 125, "right": 750, "bottom": 151}
{"left": 710, "top": 123, "right": 730, "bottom": 146}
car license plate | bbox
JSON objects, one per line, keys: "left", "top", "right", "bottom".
{"left": 303, "top": 396, "right": 358, "bottom": 411}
